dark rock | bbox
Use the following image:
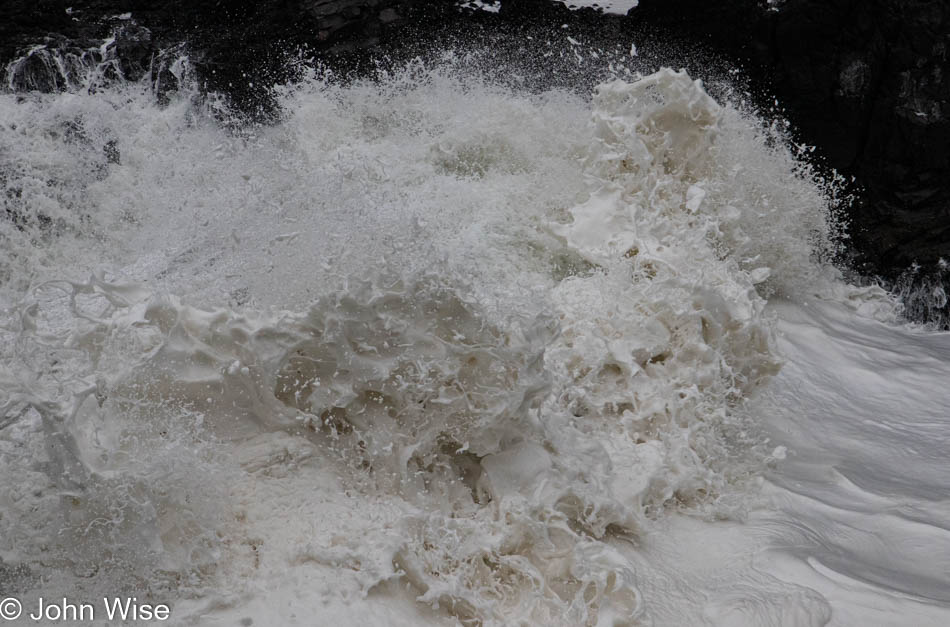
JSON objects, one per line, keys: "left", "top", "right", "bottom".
{"left": 149, "top": 43, "right": 189, "bottom": 106}
{"left": 751, "top": 1, "right": 949, "bottom": 287}
{"left": 112, "top": 23, "right": 155, "bottom": 82}
{"left": 5, "top": 38, "right": 102, "bottom": 92}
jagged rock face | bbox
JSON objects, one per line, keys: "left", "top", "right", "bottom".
{"left": 5, "top": 25, "right": 154, "bottom": 93}
{"left": 752, "top": 0, "right": 949, "bottom": 278}
{"left": 303, "top": 0, "right": 411, "bottom": 46}
{"left": 2, "top": 0, "right": 948, "bottom": 320}
{"left": 2, "top": 0, "right": 416, "bottom": 110}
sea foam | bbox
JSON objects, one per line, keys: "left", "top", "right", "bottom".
{"left": 1, "top": 58, "right": 865, "bottom": 625}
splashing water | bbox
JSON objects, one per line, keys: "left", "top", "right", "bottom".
{"left": 1, "top": 52, "right": 914, "bottom": 626}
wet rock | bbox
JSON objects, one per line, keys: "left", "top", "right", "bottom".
{"left": 751, "top": 1, "right": 949, "bottom": 286}
{"left": 5, "top": 38, "right": 102, "bottom": 92}
{"left": 112, "top": 23, "right": 155, "bottom": 82}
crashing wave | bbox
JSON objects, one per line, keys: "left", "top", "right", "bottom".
{"left": 0, "top": 62, "right": 859, "bottom": 625}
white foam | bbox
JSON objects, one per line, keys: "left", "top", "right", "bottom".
{"left": 2, "top": 57, "right": 946, "bottom": 626}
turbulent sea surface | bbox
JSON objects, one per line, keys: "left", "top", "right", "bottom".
{"left": 1, "top": 48, "right": 948, "bottom": 626}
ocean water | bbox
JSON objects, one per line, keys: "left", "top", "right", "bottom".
{"left": 1, "top": 49, "right": 948, "bottom": 626}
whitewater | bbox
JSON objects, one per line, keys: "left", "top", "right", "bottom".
{"left": 1, "top": 50, "right": 948, "bottom": 627}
